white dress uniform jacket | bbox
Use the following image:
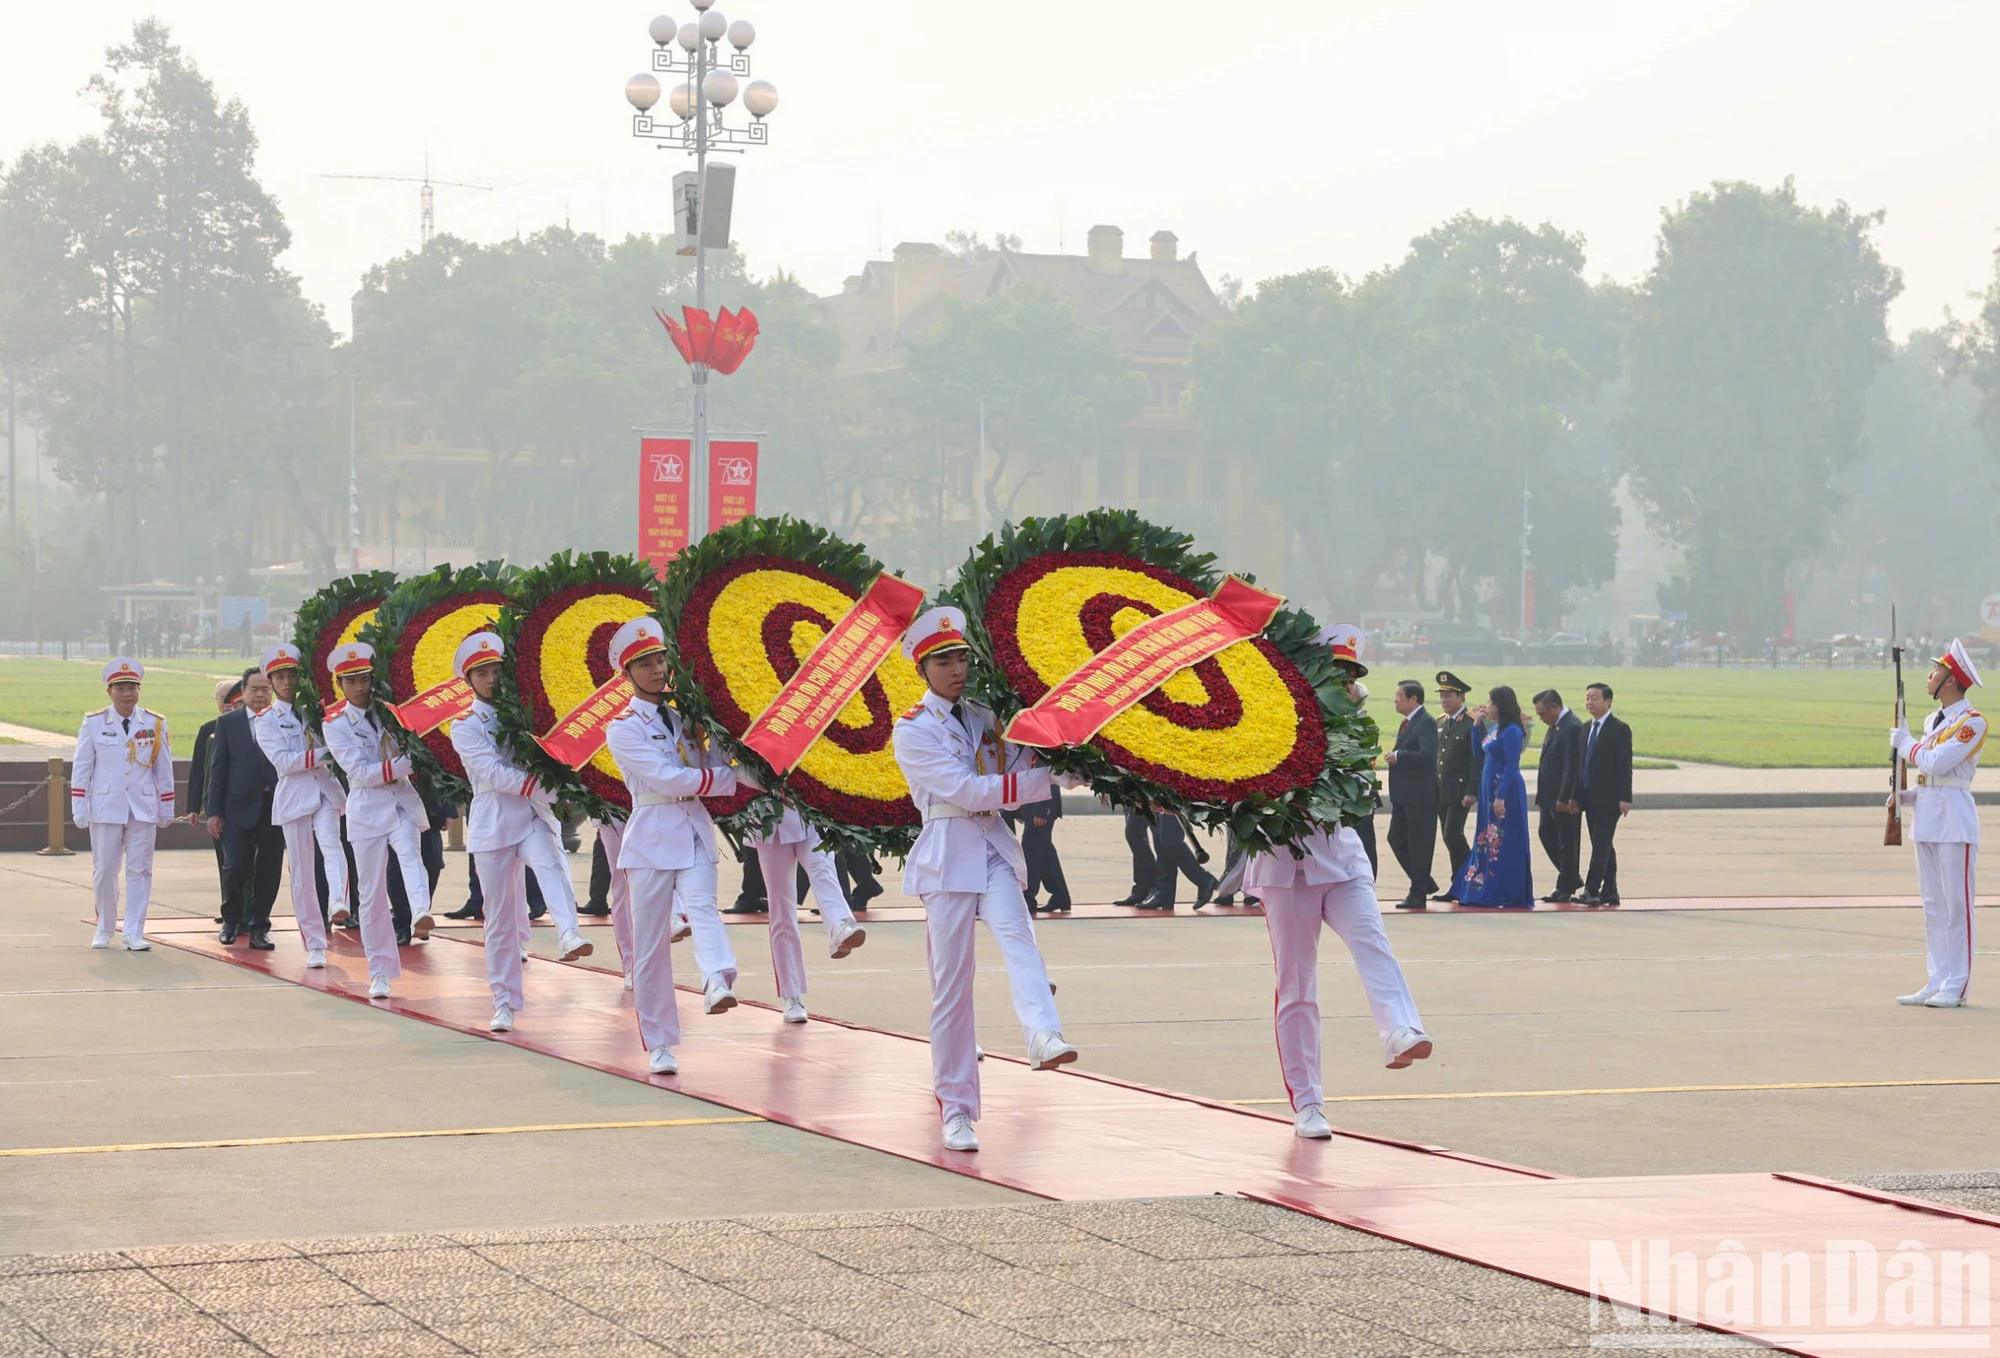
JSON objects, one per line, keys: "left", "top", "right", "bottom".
{"left": 322, "top": 702, "right": 427, "bottom": 837}
{"left": 1900, "top": 699, "right": 1986, "bottom": 845}
{"left": 892, "top": 692, "right": 1051, "bottom": 896}
{"left": 70, "top": 706, "right": 176, "bottom": 827}
{"left": 1244, "top": 823, "right": 1373, "bottom": 890}
{"left": 604, "top": 701, "right": 737, "bottom": 870}
{"left": 254, "top": 699, "right": 346, "bottom": 824}
{"left": 451, "top": 697, "right": 558, "bottom": 853}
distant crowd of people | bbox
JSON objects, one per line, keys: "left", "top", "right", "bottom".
{"left": 105, "top": 612, "right": 260, "bottom": 661}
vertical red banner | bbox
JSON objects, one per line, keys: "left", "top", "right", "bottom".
{"left": 708, "top": 438, "right": 759, "bottom": 532}
{"left": 639, "top": 436, "right": 690, "bottom": 575}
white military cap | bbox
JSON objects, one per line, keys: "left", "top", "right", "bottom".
{"left": 262, "top": 643, "right": 302, "bottom": 675}
{"left": 453, "top": 631, "right": 505, "bottom": 680}
{"left": 608, "top": 616, "right": 668, "bottom": 672}
{"left": 902, "top": 606, "right": 970, "bottom": 664}
{"left": 1938, "top": 638, "right": 1984, "bottom": 691}
{"left": 101, "top": 656, "right": 144, "bottom": 685}
{"left": 1311, "top": 623, "right": 1367, "bottom": 677}
{"left": 329, "top": 640, "right": 376, "bottom": 679}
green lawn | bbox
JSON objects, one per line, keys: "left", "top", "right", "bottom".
{"left": 0, "top": 657, "right": 1908, "bottom": 767}
{"left": 1413, "top": 666, "right": 1897, "bottom": 768}
{"left": 0, "top": 658, "right": 241, "bottom": 748}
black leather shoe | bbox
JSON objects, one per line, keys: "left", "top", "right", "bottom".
{"left": 1045, "top": 900, "right": 1072, "bottom": 914}
{"left": 849, "top": 883, "right": 883, "bottom": 910}
{"left": 578, "top": 902, "right": 611, "bottom": 917}
{"left": 1394, "top": 897, "right": 1428, "bottom": 911}
{"left": 1576, "top": 891, "right": 1603, "bottom": 906}
{"left": 212, "top": 915, "right": 225, "bottom": 924}
{"left": 723, "top": 899, "right": 767, "bottom": 915}
{"left": 1430, "top": 892, "right": 1458, "bottom": 903}
{"left": 528, "top": 906, "right": 547, "bottom": 920}
{"left": 444, "top": 904, "right": 481, "bottom": 920}
{"left": 218, "top": 924, "right": 239, "bottom": 944}
{"left": 1193, "top": 878, "right": 1217, "bottom": 909}
{"left": 396, "top": 929, "right": 413, "bottom": 945}
{"left": 1133, "top": 891, "right": 1176, "bottom": 911}
{"left": 248, "top": 929, "right": 274, "bottom": 951}
{"left": 1112, "top": 887, "right": 1146, "bottom": 907}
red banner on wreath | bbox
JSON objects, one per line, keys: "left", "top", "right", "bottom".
{"left": 390, "top": 677, "right": 473, "bottom": 736}
{"left": 741, "top": 573, "right": 927, "bottom": 774}
{"left": 1003, "top": 576, "right": 1285, "bottom": 749}
{"left": 708, "top": 438, "right": 758, "bottom": 533}
{"left": 536, "top": 675, "right": 636, "bottom": 769}
{"left": 639, "top": 436, "right": 691, "bottom": 574}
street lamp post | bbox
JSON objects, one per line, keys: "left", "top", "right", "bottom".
{"left": 626, "top": 5, "right": 778, "bottom": 546}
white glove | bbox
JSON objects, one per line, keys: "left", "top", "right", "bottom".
{"left": 736, "top": 767, "right": 763, "bottom": 793}
{"left": 1899, "top": 787, "right": 1918, "bottom": 808}
{"left": 390, "top": 756, "right": 414, "bottom": 781}
{"left": 1054, "top": 771, "right": 1087, "bottom": 791}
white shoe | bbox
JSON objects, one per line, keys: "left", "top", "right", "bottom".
{"left": 90, "top": 930, "right": 112, "bottom": 949}
{"left": 1294, "top": 1105, "right": 1333, "bottom": 1139}
{"left": 489, "top": 1004, "right": 514, "bottom": 1032}
{"left": 671, "top": 915, "right": 691, "bottom": 942}
{"left": 1898, "top": 986, "right": 1939, "bottom": 1005}
{"left": 520, "top": 943, "right": 531, "bottom": 961}
{"left": 942, "top": 1114, "right": 979, "bottom": 1152}
{"left": 976, "top": 1045, "right": 985, "bottom": 1062}
{"left": 1028, "top": 1029, "right": 1078, "bottom": 1071}
{"left": 305, "top": 949, "right": 327, "bottom": 969}
{"left": 411, "top": 912, "right": 434, "bottom": 940}
{"left": 704, "top": 976, "right": 737, "bottom": 1014}
{"left": 648, "top": 1045, "right": 678, "bottom": 1075}
{"left": 829, "top": 920, "right": 866, "bottom": 959}
{"left": 329, "top": 907, "right": 352, "bottom": 927}
{"left": 367, "top": 975, "right": 392, "bottom": 999}
{"left": 559, "top": 930, "right": 593, "bottom": 961}
{"left": 122, "top": 937, "right": 151, "bottom": 952}
{"left": 1385, "top": 1026, "right": 1433, "bottom": 1069}
{"left": 1926, "top": 991, "right": 1966, "bottom": 1008}
{"left": 781, "top": 997, "right": 808, "bottom": 1024}
{"left": 623, "top": 973, "right": 634, "bottom": 991}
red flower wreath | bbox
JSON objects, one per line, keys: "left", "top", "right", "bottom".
{"left": 387, "top": 589, "right": 509, "bottom": 786}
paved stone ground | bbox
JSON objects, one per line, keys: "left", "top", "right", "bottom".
{"left": 0, "top": 1197, "right": 1727, "bottom": 1358}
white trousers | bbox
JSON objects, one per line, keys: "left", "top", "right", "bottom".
{"left": 1916, "top": 840, "right": 1978, "bottom": 1001}
{"left": 755, "top": 840, "right": 857, "bottom": 999}
{"left": 351, "top": 811, "right": 430, "bottom": 980}
{"left": 512, "top": 821, "right": 582, "bottom": 948}
{"left": 89, "top": 821, "right": 156, "bottom": 941}
{"left": 1261, "top": 876, "right": 1423, "bottom": 1111}
{"left": 308, "top": 801, "right": 348, "bottom": 913}
{"left": 278, "top": 814, "right": 332, "bottom": 952}
{"left": 596, "top": 820, "right": 635, "bottom": 973}
{"left": 476, "top": 844, "right": 530, "bottom": 1010}
{"left": 923, "top": 847, "right": 1062, "bottom": 1124}
{"left": 628, "top": 857, "right": 735, "bottom": 1052}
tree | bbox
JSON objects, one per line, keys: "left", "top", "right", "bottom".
{"left": 1961, "top": 240, "right": 2000, "bottom": 461}
{"left": 1621, "top": 179, "right": 1901, "bottom": 634}
{"left": 902, "top": 284, "right": 1145, "bottom": 524}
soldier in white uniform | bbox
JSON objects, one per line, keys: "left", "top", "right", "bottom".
{"left": 592, "top": 817, "right": 690, "bottom": 992}
{"left": 448, "top": 632, "right": 593, "bottom": 1032}
{"left": 1892, "top": 638, "right": 1986, "bottom": 1008}
{"left": 891, "top": 606, "right": 1078, "bottom": 1154}
{"left": 319, "top": 641, "right": 436, "bottom": 999}
{"left": 252, "top": 643, "right": 346, "bottom": 967}
{"left": 603, "top": 617, "right": 754, "bottom": 1075}
{"left": 72, "top": 658, "right": 176, "bottom": 950}
{"left": 744, "top": 807, "right": 866, "bottom": 1023}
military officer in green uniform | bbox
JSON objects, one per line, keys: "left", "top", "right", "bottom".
{"left": 1432, "top": 670, "right": 1483, "bottom": 903}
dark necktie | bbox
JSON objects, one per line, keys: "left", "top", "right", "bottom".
{"left": 1584, "top": 719, "right": 1600, "bottom": 787}
{"left": 657, "top": 702, "right": 677, "bottom": 737}
{"left": 949, "top": 702, "right": 973, "bottom": 739}
{"left": 121, "top": 716, "right": 130, "bottom": 734}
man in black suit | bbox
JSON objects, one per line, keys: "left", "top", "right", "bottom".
{"left": 1432, "top": 671, "right": 1484, "bottom": 902}
{"left": 1383, "top": 679, "right": 1439, "bottom": 910}
{"left": 1575, "top": 682, "right": 1634, "bottom": 906}
{"left": 1531, "top": 690, "right": 1583, "bottom": 902}
{"left": 185, "top": 678, "right": 242, "bottom": 924}
{"left": 204, "top": 668, "right": 284, "bottom": 948}
{"left": 1013, "top": 790, "right": 1071, "bottom": 914}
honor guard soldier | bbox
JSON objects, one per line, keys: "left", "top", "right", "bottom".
{"left": 1249, "top": 624, "right": 1432, "bottom": 1140}
{"left": 253, "top": 643, "right": 347, "bottom": 967}
{"left": 320, "top": 642, "right": 437, "bottom": 999}
{"left": 448, "top": 632, "right": 593, "bottom": 1033}
{"left": 1433, "top": 670, "right": 1484, "bottom": 901}
{"left": 891, "top": 606, "right": 1077, "bottom": 1154}
{"left": 1892, "top": 638, "right": 1986, "bottom": 1008}
{"left": 603, "top": 617, "right": 754, "bottom": 1075}
{"left": 744, "top": 808, "right": 867, "bottom": 1023}
{"left": 73, "top": 658, "right": 176, "bottom": 949}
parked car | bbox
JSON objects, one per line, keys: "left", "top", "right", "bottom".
{"left": 1523, "top": 631, "right": 1617, "bottom": 666}
{"left": 1411, "top": 621, "right": 1523, "bottom": 667}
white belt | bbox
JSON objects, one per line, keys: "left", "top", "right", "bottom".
{"left": 1917, "top": 772, "right": 1975, "bottom": 789}
{"left": 923, "top": 801, "right": 996, "bottom": 823}
{"left": 634, "top": 792, "right": 697, "bottom": 806}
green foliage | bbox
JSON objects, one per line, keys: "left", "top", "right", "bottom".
{"left": 290, "top": 570, "right": 399, "bottom": 731}
{"left": 490, "top": 550, "right": 657, "bottom": 826}
{"left": 1622, "top": 179, "right": 1902, "bottom": 633}
{"left": 939, "top": 508, "right": 1379, "bottom": 853}
{"left": 361, "top": 560, "right": 516, "bottom": 806}
{"left": 655, "top": 514, "right": 916, "bottom": 859}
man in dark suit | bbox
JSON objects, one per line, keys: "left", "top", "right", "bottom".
{"left": 1575, "top": 682, "right": 1634, "bottom": 906}
{"left": 1530, "top": 690, "right": 1584, "bottom": 901}
{"left": 185, "top": 678, "right": 242, "bottom": 924}
{"left": 205, "top": 668, "right": 283, "bottom": 948}
{"left": 1431, "top": 671, "right": 1484, "bottom": 902}
{"left": 1012, "top": 790, "right": 1071, "bottom": 914}
{"left": 1384, "top": 679, "right": 1439, "bottom": 910}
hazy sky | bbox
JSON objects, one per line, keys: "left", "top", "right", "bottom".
{"left": 5, "top": 0, "right": 1997, "bottom": 339}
